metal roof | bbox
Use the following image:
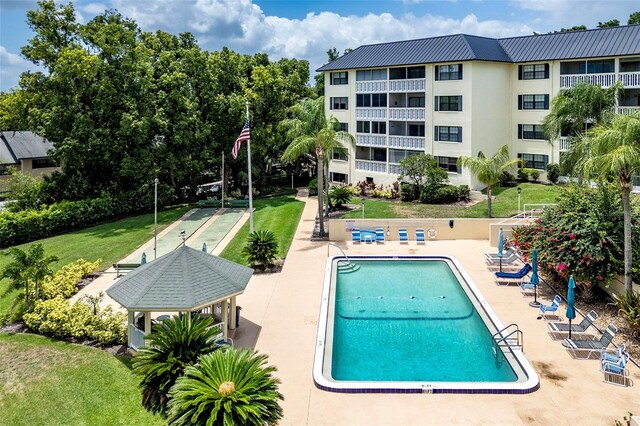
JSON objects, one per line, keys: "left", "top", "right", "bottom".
{"left": 106, "top": 245, "right": 254, "bottom": 310}
{"left": 0, "top": 131, "right": 54, "bottom": 163}
{"left": 317, "top": 25, "right": 640, "bottom": 71}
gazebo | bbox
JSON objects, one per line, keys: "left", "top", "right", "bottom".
{"left": 106, "top": 245, "right": 254, "bottom": 350}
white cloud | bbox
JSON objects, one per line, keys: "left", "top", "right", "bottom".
{"left": 0, "top": 46, "right": 37, "bottom": 92}
{"left": 512, "top": 0, "right": 638, "bottom": 27}
{"left": 81, "top": 2, "right": 108, "bottom": 15}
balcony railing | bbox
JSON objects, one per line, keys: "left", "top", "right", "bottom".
{"left": 388, "top": 78, "right": 426, "bottom": 92}
{"left": 619, "top": 72, "right": 640, "bottom": 88}
{"left": 560, "top": 73, "right": 616, "bottom": 88}
{"left": 389, "top": 108, "right": 425, "bottom": 121}
{"left": 355, "top": 80, "right": 387, "bottom": 93}
{"left": 356, "top": 134, "right": 387, "bottom": 147}
{"left": 356, "top": 108, "right": 386, "bottom": 119}
{"left": 617, "top": 106, "right": 640, "bottom": 115}
{"left": 388, "top": 135, "right": 425, "bottom": 150}
{"left": 355, "top": 159, "right": 387, "bottom": 173}
{"left": 388, "top": 163, "right": 402, "bottom": 175}
{"left": 559, "top": 136, "right": 570, "bottom": 152}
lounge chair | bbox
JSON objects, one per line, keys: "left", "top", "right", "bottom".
{"left": 485, "top": 247, "right": 517, "bottom": 263}
{"left": 351, "top": 228, "right": 361, "bottom": 244}
{"left": 415, "top": 228, "right": 425, "bottom": 244}
{"left": 539, "top": 295, "right": 562, "bottom": 319}
{"left": 398, "top": 228, "right": 408, "bottom": 244}
{"left": 562, "top": 324, "right": 617, "bottom": 359}
{"left": 519, "top": 282, "right": 536, "bottom": 296}
{"left": 601, "top": 352, "right": 629, "bottom": 386}
{"left": 375, "top": 228, "right": 385, "bottom": 243}
{"left": 494, "top": 263, "right": 532, "bottom": 285}
{"left": 547, "top": 310, "right": 598, "bottom": 338}
{"left": 600, "top": 344, "right": 626, "bottom": 364}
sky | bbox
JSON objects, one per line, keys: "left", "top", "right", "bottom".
{"left": 1, "top": 0, "right": 639, "bottom": 92}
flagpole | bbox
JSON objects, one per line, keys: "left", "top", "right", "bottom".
{"left": 245, "top": 101, "right": 254, "bottom": 233}
{"left": 221, "top": 152, "right": 224, "bottom": 209}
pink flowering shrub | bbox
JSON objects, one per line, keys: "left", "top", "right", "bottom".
{"left": 512, "top": 184, "right": 640, "bottom": 288}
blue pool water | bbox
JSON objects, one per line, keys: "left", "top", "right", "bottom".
{"left": 331, "top": 259, "right": 518, "bottom": 382}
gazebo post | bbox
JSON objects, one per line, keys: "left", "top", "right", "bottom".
{"left": 144, "top": 312, "right": 152, "bottom": 342}
{"left": 230, "top": 296, "right": 237, "bottom": 330}
{"left": 127, "top": 310, "right": 134, "bottom": 348}
{"left": 187, "top": 311, "right": 192, "bottom": 327}
{"left": 221, "top": 300, "right": 228, "bottom": 340}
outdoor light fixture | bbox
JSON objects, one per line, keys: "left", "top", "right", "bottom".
{"left": 361, "top": 197, "right": 366, "bottom": 220}
{"left": 517, "top": 186, "right": 523, "bottom": 214}
{"left": 449, "top": 219, "right": 454, "bottom": 229}
{"left": 152, "top": 135, "right": 164, "bottom": 260}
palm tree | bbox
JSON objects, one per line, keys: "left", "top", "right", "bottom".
{"left": 572, "top": 113, "right": 640, "bottom": 293}
{"left": 1, "top": 243, "right": 58, "bottom": 312}
{"left": 167, "top": 347, "right": 283, "bottom": 426}
{"left": 281, "top": 96, "right": 355, "bottom": 237}
{"left": 131, "top": 314, "right": 222, "bottom": 416}
{"left": 457, "top": 145, "right": 521, "bottom": 218}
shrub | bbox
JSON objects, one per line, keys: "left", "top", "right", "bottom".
{"left": 529, "top": 169, "right": 540, "bottom": 182}
{"left": 499, "top": 171, "right": 517, "bottom": 187}
{"left": 242, "top": 230, "right": 279, "bottom": 270}
{"left": 420, "top": 185, "right": 470, "bottom": 204}
{"left": 400, "top": 182, "right": 417, "bottom": 202}
{"left": 612, "top": 291, "right": 640, "bottom": 338}
{"left": 546, "top": 163, "right": 560, "bottom": 184}
{"left": 308, "top": 178, "right": 318, "bottom": 196}
{"left": 39, "top": 259, "right": 101, "bottom": 300}
{"left": 23, "top": 296, "right": 126, "bottom": 344}
{"left": 517, "top": 168, "right": 530, "bottom": 181}
{"left": 329, "top": 185, "right": 352, "bottom": 208}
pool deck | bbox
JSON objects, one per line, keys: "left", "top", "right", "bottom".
{"left": 235, "top": 194, "right": 640, "bottom": 425}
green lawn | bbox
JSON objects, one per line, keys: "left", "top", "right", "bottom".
{"left": 340, "top": 183, "right": 562, "bottom": 219}
{"left": 0, "top": 206, "right": 190, "bottom": 316}
{"left": 219, "top": 195, "right": 304, "bottom": 265}
{"left": 0, "top": 333, "right": 162, "bottom": 426}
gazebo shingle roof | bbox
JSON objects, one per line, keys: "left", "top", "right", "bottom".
{"left": 106, "top": 246, "right": 254, "bottom": 310}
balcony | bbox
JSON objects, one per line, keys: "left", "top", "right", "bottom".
{"left": 356, "top": 134, "right": 387, "bottom": 147}
{"left": 619, "top": 72, "right": 640, "bottom": 88}
{"left": 559, "top": 136, "right": 570, "bottom": 152}
{"left": 560, "top": 73, "right": 616, "bottom": 88}
{"left": 355, "top": 80, "right": 387, "bottom": 93}
{"left": 389, "top": 108, "right": 425, "bottom": 121}
{"left": 388, "top": 78, "right": 426, "bottom": 92}
{"left": 356, "top": 108, "right": 386, "bottom": 119}
{"left": 388, "top": 163, "right": 402, "bottom": 175}
{"left": 617, "top": 106, "right": 640, "bottom": 115}
{"left": 355, "top": 160, "right": 387, "bottom": 173}
{"left": 388, "top": 135, "right": 425, "bottom": 150}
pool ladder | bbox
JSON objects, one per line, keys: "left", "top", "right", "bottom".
{"left": 328, "top": 242, "right": 360, "bottom": 273}
{"left": 491, "top": 323, "right": 523, "bottom": 358}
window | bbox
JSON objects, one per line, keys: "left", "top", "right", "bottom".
{"left": 356, "top": 121, "right": 370, "bottom": 133}
{"left": 330, "top": 172, "right": 348, "bottom": 183}
{"left": 434, "top": 126, "right": 462, "bottom": 142}
{"left": 518, "top": 153, "right": 548, "bottom": 170}
{"left": 356, "top": 69, "right": 387, "bottom": 81}
{"left": 331, "top": 97, "right": 348, "bottom": 110}
{"left": 408, "top": 96, "right": 425, "bottom": 107}
{"left": 518, "top": 94, "right": 549, "bottom": 110}
{"left": 356, "top": 121, "right": 386, "bottom": 134}
{"left": 408, "top": 124, "right": 425, "bottom": 137}
{"left": 560, "top": 59, "right": 615, "bottom": 75}
{"left": 519, "top": 64, "right": 549, "bottom": 80}
{"left": 389, "top": 149, "right": 412, "bottom": 163}
{"left": 0, "top": 165, "right": 10, "bottom": 175}
{"left": 435, "top": 64, "right": 463, "bottom": 81}
{"left": 339, "top": 122, "right": 348, "bottom": 131}
{"left": 436, "top": 156, "right": 461, "bottom": 173}
{"left": 32, "top": 158, "right": 55, "bottom": 169}
{"left": 330, "top": 71, "right": 348, "bottom": 85}
{"left": 332, "top": 150, "right": 347, "bottom": 161}
{"left": 389, "top": 67, "right": 407, "bottom": 80}
{"left": 435, "top": 96, "right": 462, "bottom": 112}
{"left": 518, "top": 124, "right": 545, "bottom": 140}
{"left": 408, "top": 66, "right": 425, "bottom": 79}
{"left": 356, "top": 94, "right": 386, "bottom": 107}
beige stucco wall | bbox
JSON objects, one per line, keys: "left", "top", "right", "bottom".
{"left": 329, "top": 217, "right": 509, "bottom": 242}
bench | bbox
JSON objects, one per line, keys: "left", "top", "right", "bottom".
{"left": 198, "top": 199, "right": 222, "bottom": 208}
{"left": 113, "top": 263, "right": 141, "bottom": 277}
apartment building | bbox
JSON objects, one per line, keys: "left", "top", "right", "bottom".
{"left": 318, "top": 25, "right": 640, "bottom": 190}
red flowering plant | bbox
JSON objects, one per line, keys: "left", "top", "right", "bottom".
{"left": 512, "top": 184, "right": 640, "bottom": 289}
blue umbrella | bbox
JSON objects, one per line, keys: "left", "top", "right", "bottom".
{"left": 202, "top": 242, "right": 208, "bottom": 253}
{"left": 529, "top": 248, "right": 541, "bottom": 308}
{"left": 497, "top": 228, "right": 504, "bottom": 272}
{"left": 141, "top": 252, "right": 147, "bottom": 265}
{"left": 566, "top": 275, "right": 576, "bottom": 338}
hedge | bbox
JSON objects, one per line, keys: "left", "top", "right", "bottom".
{"left": 0, "top": 186, "right": 175, "bottom": 248}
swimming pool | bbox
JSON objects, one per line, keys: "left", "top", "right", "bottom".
{"left": 313, "top": 256, "right": 539, "bottom": 393}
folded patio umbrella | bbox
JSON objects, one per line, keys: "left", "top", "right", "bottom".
{"left": 566, "top": 275, "right": 576, "bottom": 338}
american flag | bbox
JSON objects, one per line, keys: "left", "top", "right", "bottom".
{"left": 232, "top": 119, "right": 251, "bottom": 159}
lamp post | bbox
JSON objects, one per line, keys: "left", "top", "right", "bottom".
{"left": 517, "top": 186, "right": 522, "bottom": 215}
{"left": 361, "top": 197, "right": 365, "bottom": 219}
{"left": 152, "top": 135, "right": 164, "bottom": 260}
